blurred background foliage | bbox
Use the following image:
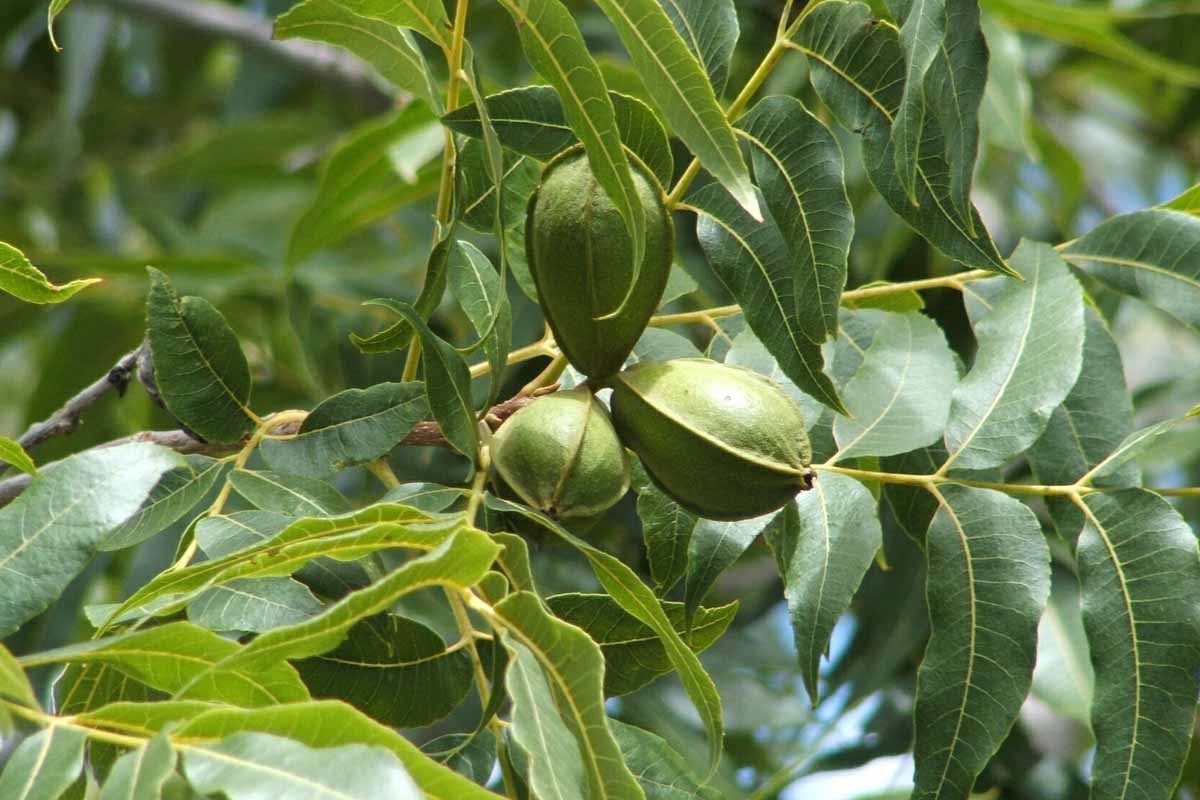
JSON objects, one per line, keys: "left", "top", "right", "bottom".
{"left": 1, "top": 0, "right": 1198, "bottom": 796}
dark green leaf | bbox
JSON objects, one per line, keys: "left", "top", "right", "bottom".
{"left": 296, "top": 613, "right": 472, "bottom": 728}
{"left": 942, "top": 240, "right": 1084, "bottom": 472}
{"left": 610, "top": 719, "right": 722, "bottom": 800}
{"left": 1075, "top": 490, "right": 1200, "bottom": 800}
{"left": 767, "top": 473, "right": 882, "bottom": 702}
{"left": 259, "top": 383, "right": 429, "bottom": 478}
{"left": 684, "top": 513, "right": 777, "bottom": 630}
{"left": 457, "top": 144, "right": 541, "bottom": 232}
{"left": 658, "top": 0, "right": 738, "bottom": 94}
{"left": 913, "top": 485, "right": 1049, "bottom": 799}
{"left": 448, "top": 240, "right": 512, "bottom": 409}
{"left": 365, "top": 300, "right": 478, "bottom": 463}
{"left": 887, "top": 0, "right": 947, "bottom": 207}
{"left": 146, "top": 267, "right": 255, "bottom": 443}
{"left": 686, "top": 183, "right": 844, "bottom": 412}
{"left": 230, "top": 469, "right": 353, "bottom": 517}
{"left": 1027, "top": 307, "right": 1136, "bottom": 539}
{"left": 633, "top": 465, "right": 696, "bottom": 596}
{"left": 791, "top": 1, "right": 1011, "bottom": 277}
{"left": 546, "top": 593, "right": 737, "bottom": 696}
{"left": 737, "top": 96, "right": 853, "bottom": 343}
{"left": 494, "top": 0, "right": 648, "bottom": 282}
{"left": 592, "top": 0, "right": 759, "bottom": 218}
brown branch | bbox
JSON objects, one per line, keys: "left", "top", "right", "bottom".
{"left": 13, "top": 345, "right": 145, "bottom": 455}
{"left": 0, "top": 386, "right": 558, "bottom": 508}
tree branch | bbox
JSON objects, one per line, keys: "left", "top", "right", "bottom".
{"left": 0, "top": 387, "right": 556, "bottom": 508}
{"left": 13, "top": 345, "right": 145, "bottom": 455}
{"left": 88, "top": 0, "right": 392, "bottom": 107}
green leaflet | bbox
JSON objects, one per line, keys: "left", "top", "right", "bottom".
{"left": 183, "top": 732, "right": 421, "bottom": 800}
{"left": 0, "top": 443, "right": 185, "bottom": 636}
{"left": 273, "top": 0, "right": 441, "bottom": 110}
{"left": 0, "top": 241, "right": 99, "bottom": 303}
{"left": 230, "top": 469, "right": 353, "bottom": 517}
{"left": 0, "top": 725, "right": 86, "bottom": 800}
{"left": 0, "top": 436, "right": 36, "bottom": 475}
{"left": 101, "top": 456, "right": 228, "bottom": 551}
{"left": 146, "top": 267, "right": 255, "bottom": 444}
{"left": 942, "top": 240, "right": 1084, "bottom": 472}
{"left": 658, "top": 0, "right": 739, "bottom": 94}
{"left": 1061, "top": 208, "right": 1200, "bottom": 332}
{"left": 1075, "top": 490, "right": 1200, "bottom": 800}
{"left": 767, "top": 473, "right": 882, "bottom": 703}
{"left": 913, "top": 485, "right": 1049, "bottom": 799}
{"left": 323, "top": 0, "right": 451, "bottom": 50}
{"left": 495, "top": 592, "right": 644, "bottom": 800}
{"left": 100, "top": 733, "right": 175, "bottom": 800}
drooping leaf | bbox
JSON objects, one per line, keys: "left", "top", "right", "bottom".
{"left": 0, "top": 436, "right": 36, "bottom": 475}
{"left": 230, "top": 469, "right": 353, "bottom": 517}
{"left": 172, "top": 530, "right": 498, "bottom": 698}
{"left": 942, "top": 240, "right": 1084, "bottom": 472}
{"left": 259, "top": 383, "right": 430, "bottom": 478}
{"left": 365, "top": 300, "right": 478, "bottom": 463}
{"left": 183, "top": 732, "right": 420, "bottom": 800}
{"left": 1075, "top": 490, "right": 1200, "bottom": 800}
{"left": 24, "top": 621, "right": 309, "bottom": 706}
{"left": 610, "top": 720, "right": 723, "bottom": 800}
{"left": 887, "top": 0, "right": 947, "bottom": 207}
{"left": 1082, "top": 416, "right": 1194, "bottom": 486}
{"left": 0, "top": 725, "right": 86, "bottom": 800}
{"left": 494, "top": 592, "right": 645, "bottom": 800}
{"left": 173, "top": 701, "right": 504, "bottom": 799}
{"left": 322, "top": 0, "right": 450, "bottom": 49}
{"left": 592, "top": 0, "right": 759, "bottom": 219}
{"left": 0, "top": 241, "right": 99, "bottom": 303}
{"left": 686, "top": 183, "right": 844, "bottom": 412}
{"left": 443, "top": 86, "right": 674, "bottom": 189}
{"left": 100, "top": 732, "right": 176, "bottom": 800}
{"left": 0, "top": 641, "right": 36, "bottom": 708}
{"left": 684, "top": 513, "right": 778, "bottom": 630}
{"left": 913, "top": 485, "right": 1050, "bottom": 798}
{"left": 833, "top": 311, "right": 957, "bottom": 460}
{"left": 448, "top": 240, "right": 512, "bottom": 410}
{"left": 881, "top": 445, "right": 944, "bottom": 548}
{"left": 0, "top": 442, "right": 184, "bottom": 636}
{"left": 633, "top": 466, "right": 696, "bottom": 596}
{"left": 457, "top": 144, "right": 541, "bottom": 233}
{"left": 146, "top": 267, "right": 255, "bottom": 443}
{"left": 658, "top": 0, "right": 738, "bottom": 94}
{"left": 273, "top": 0, "right": 440, "bottom": 109}
{"left": 296, "top": 613, "right": 472, "bottom": 728}
{"left": 546, "top": 594, "right": 738, "bottom": 696}
{"left": 490, "top": 498, "right": 724, "bottom": 778}
{"left": 288, "top": 105, "right": 441, "bottom": 264}
{"left": 737, "top": 96, "right": 853, "bottom": 343}
{"left": 494, "top": 0, "right": 647, "bottom": 284}
{"left": 767, "top": 473, "right": 883, "bottom": 703}
{"left": 102, "top": 456, "right": 228, "bottom": 551}
{"left": 1027, "top": 306, "right": 1136, "bottom": 539}
{"left": 1061, "top": 208, "right": 1200, "bottom": 332}
{"left": 791, "top": 1, "right": 1011, "bottom": 277}
{"left": 188, "top": 577, "right": 325, "bottom": 634}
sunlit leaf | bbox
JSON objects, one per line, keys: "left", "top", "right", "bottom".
{"left": 188, "top": 577, "right": 325, "bottom": 634}
{"left": 102, "top": 456, "right": 228, "bottom": 551}
{"left": 0, "top": 241, "right": 99, "bottom": 303}
{"left": 327, "top": 0, "right": 451, "bottom": 49}
{"left": 0, "top": 442, "right": 184, "bottom": 636}
{"left": 230, "top": 469, "right": 353, "bottom": 517}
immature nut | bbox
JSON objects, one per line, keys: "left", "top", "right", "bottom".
{"left": 611, "top": 358, "right": 813, "bottom": 521}
{"left": 490, "top": 386, "right": 631, "bottom": 520}
{"left": 526, "top": 145, "right": 674, "bottom": 379}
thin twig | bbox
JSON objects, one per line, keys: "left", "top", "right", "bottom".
{"left": 14, "top": 345, "right": 145, "bottom": 454}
